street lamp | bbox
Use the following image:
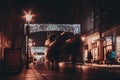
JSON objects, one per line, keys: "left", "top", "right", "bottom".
{"left": 23, "top": 10, "right": 34, "bottom": 68}
{"left": 24, "top": 11, "right": 34, "bottom": 23}
{"left": 81, "top": 36, "right": 85, "bottom": 42}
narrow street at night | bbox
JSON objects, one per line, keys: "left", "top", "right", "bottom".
{"left": 0, "top": 0, "right": 120, "bottom": 80}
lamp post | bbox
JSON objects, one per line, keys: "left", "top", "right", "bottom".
{"left": 81, "top": 35, "right": 85, "bottom": 64}
{"left": 23, "top": 10, "right": 34, "bottom": 68}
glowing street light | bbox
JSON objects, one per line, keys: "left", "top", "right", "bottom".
{"left": 81, "top": 35, "right": 85, "bottom": 42}
{"left": 23, "top": 10, "right": 34, "bottom": 23}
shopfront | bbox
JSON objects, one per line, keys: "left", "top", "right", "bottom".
{"left": 103, "top": 35, "right": 113, "bottom": 60}
{"left": 102, "top": 24, "right": 120, "bottom": 64}
{"left": 116, "top": 36, "right": 120, "bottom": 63}
{"left": 84, "top": 45, "right": 88, "bottom": 61}
{"left": 92, "top": 42, "right": 98, "bottom": 61}
{"left": 83, "top": 32, "right": 100, "bottom": 62}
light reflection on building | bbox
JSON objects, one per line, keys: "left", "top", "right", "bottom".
{"left": 0, "top": 32, "right": 11, "bottom": 61}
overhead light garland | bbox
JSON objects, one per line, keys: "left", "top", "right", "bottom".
{"left": 24, "top": 24, "right": 81, "bottom": 34}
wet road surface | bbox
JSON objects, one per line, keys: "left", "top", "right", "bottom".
{"left": 35, "top": 62, "right": 120, "bottom": 80}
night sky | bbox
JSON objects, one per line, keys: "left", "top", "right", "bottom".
{"left": 0, "top": 0, "right": 77, "bottom": 47}
{"left": 0, "top": 0, "right": 73, "bottom": 23}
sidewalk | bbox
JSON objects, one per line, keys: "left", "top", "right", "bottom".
{"left": 0, "top": 63, "right": 44, "bottom": 80}
{"left": 75, "top": 63, "right": 120, "bottom": 73}
{"left": 58, "top": 62, "right": 120, "bottom": 72}
{"left": 83, "top": 63, "right": 120, "bottom": 68}
{"left": 59, "top": 62, "right": 120, "bottom": 68}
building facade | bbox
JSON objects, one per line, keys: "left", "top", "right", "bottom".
{"left": 0, "top": 32, "right": 11, "bottom": 63}
{"left": 0, "top": 1, "right": 25, "bottom": 64}
{"left": 81, "top": 0, "right": 120, "bottom": 64}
